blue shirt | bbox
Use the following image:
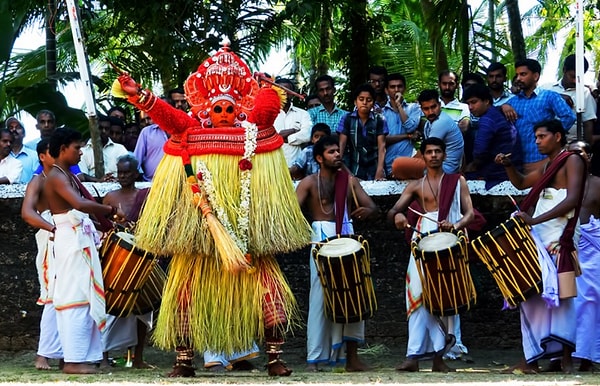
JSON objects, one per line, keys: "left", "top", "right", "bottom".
{"left": 308, "top": 105, "right": 348, "bottom": 133}
{"left": 468, "top": 106, "right": 521, "bottom": 188}
{"left": 382, "top": 100, "right": 421, "bottom": 175}
{"left": 11, "top": 146, "right": 38, "bottom": 183}
{"left": 292, "top": 145, "right": 320, "bottom": 176}
{"left": 506, "top": 88, "right": 575, "bottom": 163}
{"left": 423, "top": 111, "right": 464, "bottom": 174}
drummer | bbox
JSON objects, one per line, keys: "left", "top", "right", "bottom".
{"left": 101, "top": 154, "right": 153, "bottom": 369}
{"left": 296, "top": 135, "right": 378, "bottom": 372}
{"left": 387, "top": 136, "right": 474, "bottom": 373}
{"left": 495, "top": 119, "right": 586, "bottom": 373}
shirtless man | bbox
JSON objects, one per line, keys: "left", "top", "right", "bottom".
{"left": 296, "top": 135, "right": 378, "bottom": 372}
{"left": 44, "top": 127, "right": 125, "bottom": 374}
{"left": 387, "top": 137, "right": 474, "bottom": 373}
{"left": 567, "top": 141, "right": 600, "bottom": 372}
{"left": 495, "top": 119, "right": 586, "bottom": 374}
{"left": 101, "top": 154, "right": 153, "bottom": 369}
{"left": 21, "top": 139, "right": 63, "bottom": 370}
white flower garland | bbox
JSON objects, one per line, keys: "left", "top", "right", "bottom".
{"left": 196, "top": 121, "right": 258, "bottom": 253}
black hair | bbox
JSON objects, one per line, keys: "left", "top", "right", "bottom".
{"left": 107, "top": 106, "right": 128, "bottom": 120}
{"left": 49, "top": 127, "right": 82, "bottom": 158}
{"left": 420, "top": 137, "right": 446, "bottom": 155}
{"left": 417, "top": 89, "right": 440, "bottom": 104}
{"left": 438, "top": 70, "right": 459, "bottom": 83}
{"left": 462, "top": 72, "right": 485, "bottom": 87}
{"left": 386, "top": 73, "right": 406, "bottom": 86}
{"left": 117, "top": 154, "right": 140, "bottom": 171}
{"left": 313, "top": 135, "right": 339, "bottom": 162}
{"left": 563, "top": 54, "right": 589, "bottom": 73}
{"left": 36, "top": 138, "right": 50, "bottom": 155}
{"left": 167, "top": 87, "right": 185, "bottom": 98}
{"left": 352, "top": 83, "right": 375, "bottom": 100}
{"left": 533, "top": 119, "right": 567, "bottom": 146}
{"left": 315, "top": 74, "right": 335, "bottom": 88}
{"left": 108, "top": 116, "right": 125, "bottom": 129}
{"left": 311, "top": 123, "right": 331, "bottom": 137}
{"left": 515, "top": 59, "right": 541, "bottom": 74}
{"left": 486, "top": 62, "right": 507, "bottom": 76}
{"left": 275, "top": 78, "right": 297, "bottom": 93}
{"left": 369, "top": 66, "right": 388, "bottom": 77}
{"left": 462, "top": 83, "right": 492, "bottom": 103}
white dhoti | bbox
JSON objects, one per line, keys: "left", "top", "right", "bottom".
{"left": 53, "top": 210, "right": 106, "bottom": 363}
{"left": 307, "top": 220, "right": 364, "bottom": 365}
{"left": 102, "top": 313, "right": 153, "bottom": 353}
{"left": 203, "top": 343, "right": 260, "bottom": 369}
{"left": 573, "top": 215, "right": 600, "bottom": 362}
{"left": 520, "top": 188, "right": 576, "bottom": 363}
{"left": 35, "top": 210, "right": 62, "bottom": 359}
{"left": 405, "top": 178, "right": 468, "bottom": 359}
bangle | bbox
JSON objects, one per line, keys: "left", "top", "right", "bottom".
{"left": 50, "top": 226, "right": 56, "bottom": 233}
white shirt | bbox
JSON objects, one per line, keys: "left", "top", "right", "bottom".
{"left": 542, "top": 80, "right": 597, "bottom": 136}
{"left": 0, "top": 155, "right": 23, "bottom": 184}
{"left": 273, "top": 105, "right": 313, "bottom": 167}
{"left": 440, "top": 98, "right": 470, "bottom": 124}
{"left": 79, "top": 138, "right": 129, "bottom": 176}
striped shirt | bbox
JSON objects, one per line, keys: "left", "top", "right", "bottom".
{"left": 308, "top": 105, "right": 348, "bottom": 133}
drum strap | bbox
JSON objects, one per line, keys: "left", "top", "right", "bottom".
{"left": 335, "top": 169, "right": 350, "bottom": 234}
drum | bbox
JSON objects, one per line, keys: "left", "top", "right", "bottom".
{"left": 470, "top": 216, "right": 541, "bottom": 307}
{"left": 312, "top": 235, "right": 377, "bottom": 324}
{"left": 133, "top": 261, "right": 166, "bottom": 315}
{"left": 411, "top": 229, "right": 476, "bottom": 316}
{"left": 101, "top": 231, "right": 159, "bottom": 317}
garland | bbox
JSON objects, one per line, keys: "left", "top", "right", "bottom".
{"left": 195, "top": 120, "right": 258, "bottom": 254}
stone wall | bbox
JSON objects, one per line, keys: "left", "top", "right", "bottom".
{"left": 0, "top": 181, "right": 526, "bottom": 352}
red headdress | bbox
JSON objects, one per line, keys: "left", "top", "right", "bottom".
{"left": 184, "top": 43, "right": 259, "bottom": 126}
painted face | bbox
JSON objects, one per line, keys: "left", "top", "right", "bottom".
{"left": 354, "top": 91, "right": 374, "bottom": 114}
{"left": 419, "top": 99, "right": 441, "bottom": 122}
{"left": 465, "top": 96, "right": 490, "bottom": 118}
{"left": 209, "top": 100, "right": 236, "bottom": 127}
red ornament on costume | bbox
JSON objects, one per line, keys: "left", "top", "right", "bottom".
{"left": 239, "top": 159, "right": 253, "bottom": 171}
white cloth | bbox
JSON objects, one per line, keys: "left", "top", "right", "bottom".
{"left": 102, "top": 313, "right": 153, "bottom": 352}
{"left": 56, "top": 306, "right": 103, "bottom": 363}
{"left": 273, "top": 105, "right": 313, "bottom": 167}
{"left": 203, "top": 342, "right": 259, "bottom": 369}
{"left": 520, "top": 188, "right": 576, "bottom": 363}
{"left": 405, "top": 178, "right": 468, "bottom": 359}
{"left": 307, "top": 219, "right": 365, "bottom": 365}
{"left": 52, "top": 210, "right": 106, "bottom": 332}
{"left": 35, "top": 210, "right": 55, "bottom": 305}
{"left": 573, "top": 215, "right": 600, "bottom": 362}
{"left": 37, "top": 303, "right": 63, "bottom": 359}
{"left": 78, "top": 138, "right": 129, "bottom": 176}
{"left": 0, "top": 154, "right": 23, "bottom": 184}
{"left": 542, "top": 81, "right": 597, "bottom": 138}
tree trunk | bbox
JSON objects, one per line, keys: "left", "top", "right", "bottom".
{"left": 46, "top": 0, "right": 57, "bottom": 91}
{"left": 505, "top": 0, "right": 526, "bottom": 62}
{"left": 460, "top": 0, "right": 470, "bottom": 78}
{"left": 489, "top": 0, "right": 496, "bottom": 62}
{"left": 348, "top": 0, "right": 369, "bottom": 92}
{"left": 316, "top": 2, "right": 331, "bottom": 77}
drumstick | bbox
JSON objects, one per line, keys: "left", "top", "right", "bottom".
{"left": 407, "top": 206, "right": 441, "bottom": 224}
{"left": 405, "top": 224, "right": 427, "bottom": 236}
{"left": 507, "top": 194, "right": 521, "bottom": 212}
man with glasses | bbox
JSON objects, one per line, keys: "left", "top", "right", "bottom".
{"left": 368, "top": 66, "right": 388, "bottom": 113}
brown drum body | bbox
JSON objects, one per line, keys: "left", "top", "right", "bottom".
{"left": 312, "top": 234, "right": 377, "bottom": 324}
{"left": 471, "top": 216, "right": 541, "bottom": 307}
{"left": 411, "top": 229, "right": 476, "bottom": 316}
{"left": 101, "top": 231, "right": 162, "bottom": 317}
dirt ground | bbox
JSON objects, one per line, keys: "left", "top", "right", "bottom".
{"left": 1, "top": 345, "right": 600, "bottom": 385}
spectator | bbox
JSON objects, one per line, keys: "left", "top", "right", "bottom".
{"left": 309, "top": 75, "right": 348, "bottom": 132}
{"left": 6, "top": 117, "right": 37, "bottom": 183}
{"left": 289, "top": 123, "right": 331, "bottom": 179}
{"left": 0, "top": 129, "right": 23, "bottom": 184}
{"left": 486, "top": 62, "right": 513, "bottom": 106}
{"left": 25, "top": 110, "right": 56, "bottom": 150}
{"left": 368, "top": 66, "right": 388, "bottom": 112}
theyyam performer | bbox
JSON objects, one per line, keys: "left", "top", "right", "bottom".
{"left": 114, "top": 44, "right": 311, "bottom": 377}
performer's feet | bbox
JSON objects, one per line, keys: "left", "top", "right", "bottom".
{"left": 267, "top": 358, "right": 292, "bottom": 376}
{"left": 345, "top": 356, "right": 371, "bottom": 372}
{"left": 562, "top": 354, "right": 574, "bottom": 374}
{"left": 500, "top": 359, "right": 539, "bottom": 374}
{"left": 432, "top": 355, "right": 455, "bottom": 373}
{"left": 579, "top": 359, "right": 595, "bottom": 372}
{"left": 35, "top": 355, "right": 52, "bottom": 370}
{"left": 62, "top": 362, "right": 99, "bottom": 374}
{"left": 168, "top": 361, "right": 196, "bottom": 377}
{"left": 395, "top": 359, "right": 419, "bottom": 372}
{"left": 232, "top": 359, "right": 256, "bottom": 371}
